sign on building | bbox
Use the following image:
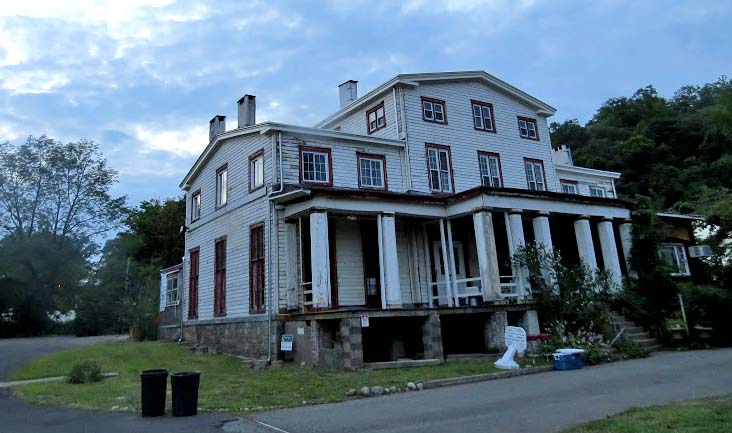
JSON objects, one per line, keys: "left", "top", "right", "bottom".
{"left": 280, "top": 334, "right": 293, "bottom": 352}
{"left": 360, "top": 314, "right": 370, "bottom": 328}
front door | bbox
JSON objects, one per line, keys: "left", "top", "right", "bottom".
{"left": 432, "top": 241, "right": 466, "bottom": 304}
{"left": 361, "top": 220, "right": 382, "bottom": 308}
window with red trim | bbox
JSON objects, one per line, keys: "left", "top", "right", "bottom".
{"left": 560, "top": 179, "right": 579, "bottom": 194}
{"left": 357, "top": 153, "right": 387, "bottom": 190}
{"left": 300, "top": 146, "right": 332, "bottom": 186}
{"left": 366, "top": 101, "right": 386, "bottom": 134}
{"left": 249, "top": 223, "right": 265, "bottom": 313}
{"left": 191, "top": 190, "right": 201, "bottom": 221}
{"left": 249, "top": 150, "right": 264, "bottom": 192}
{"left": 215, "top": 164, "right": 228, "bottom": 208}
{"left": 421, "top": 97, "right": 447, "bottom": 124}
{"left": 214, "top": 237, "right": 226, "bottom": 317}
{"left": 524, "top": 159, "right": 546, "bottom": 191}
{"left": 471, "top": 100, "right": 496, "bottom": 132}
{"left": 188, "top": 248, "right": 199, "bottom": 320}
{"left": 478, "top": 151, "right": 502, "bottom": 187}
{"left": 518, "top": 117, "right": 539, "bottom": 140}
{"left": 426, "top": 144, "right": 453, "bottom": 192}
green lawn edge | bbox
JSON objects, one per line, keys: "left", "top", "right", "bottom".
{"left": 9, "top": 340, "right": 545, "bottom": 414}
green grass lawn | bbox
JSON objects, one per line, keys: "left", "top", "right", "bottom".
{"left": 561, "top": 395, "right": 732, "bottom": 433}
{"left": 10, "top": 340, "right": 543, "bottom": 414}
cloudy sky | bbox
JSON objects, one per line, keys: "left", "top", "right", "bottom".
{"left": 1, "top": 0, "right": 730, "bottom": 207}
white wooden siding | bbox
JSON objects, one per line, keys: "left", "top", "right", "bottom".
{"left": 333, "top": 92, "right": 398, "bottom": 140}
{"left": 554, "top": 168, "right": 617, "bottom": 198}
{"left": 402, "top": 81, "right": 558, "bottom": 194}
{"left": 279, "top": 135, "right": 404, "bottom": 192}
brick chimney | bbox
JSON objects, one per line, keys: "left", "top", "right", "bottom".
{"left": 209, "top": 115, "right": 226, "bottom": 142}
{"left": 238, "top": 94, "right": 256, "bottom": 128}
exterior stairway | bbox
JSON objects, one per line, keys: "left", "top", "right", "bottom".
{"left": 611, "top": 313, "right": 661, "bottom": 352}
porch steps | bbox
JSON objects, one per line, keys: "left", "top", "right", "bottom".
{"left": 611, "top": 313, "right": 662, "bottom": 352}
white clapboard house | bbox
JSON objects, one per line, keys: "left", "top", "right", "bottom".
{"left": 159, "top": 71, "right": 639, "bottom": 367}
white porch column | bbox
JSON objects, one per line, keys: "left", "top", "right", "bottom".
{"left": 532, "top": 212, "right": 554, "bottom": 286}
{"left": 446, "top": 219, "right": 460, "bottom": 307}
{"left": 473, "top": 210, "right": 501, "bottom": 300}
{"left": 598, "top": 218, "right": 623, "bottom": 289}
{"left": 508, "top": 210, "right": 528, "bottom": 299}
{"left": 438, "top": 219, "right": 454, "bottom": 307}
{"left": 286, "top": 222, "right": 299, "bottom": 310}
{"left": 574, "top": 216, "right": 598, "bottom": 272}
{"left": 380, "top": 213, "right": 402, "bottom": 308}
{"left": 309, "top": 211, "right": 331, "bottom": 308}
{"left": 619, "top": 220, "right": 637, "bottom": 278}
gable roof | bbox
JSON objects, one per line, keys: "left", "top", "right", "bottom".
{"left": 314, "top": 70, "right": 557, "bottom": 129}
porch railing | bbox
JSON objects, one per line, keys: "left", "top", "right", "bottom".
{"left": 500, "top": 275, "right": 519, "bottom": 298}
{"left": 301, "top": 281, "right": 313, "bottom": 312}
{"left": 429, "top": 277, "right": 484, "bottom": 306}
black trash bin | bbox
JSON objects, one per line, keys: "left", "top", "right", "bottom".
{"left": 140, "top": 369, "right": 168, "bottom": 417}
{"left": 171, "top": 371, "right": 201, "bottom": 417}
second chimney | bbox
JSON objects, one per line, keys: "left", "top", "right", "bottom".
{"left": 238, "top": 94, "right": 256, "bottom": 128}
{"left": 209, "top": 115, "right": 225, "bottom": 142}
{"left": 338, "top": 80, "right": 358, "bottom": 109}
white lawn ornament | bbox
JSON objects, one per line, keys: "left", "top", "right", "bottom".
{"left": 494, "top": 326, "right": 527, "bottom": 370}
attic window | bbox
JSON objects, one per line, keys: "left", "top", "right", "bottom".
{"left": 421, "top": 97, "right": 447, "bottom": 124}
{"left": 366, "top": 101, "right": 386, "bottom": 134}
{"left": 472, "top": 100, "right": 496, "bottom": 132}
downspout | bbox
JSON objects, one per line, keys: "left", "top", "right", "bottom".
{"left": 179, "top": 256, "right": 185, "bottom": 341}
{"left": 267, "top": 132, "right": 285, "bottom": 363}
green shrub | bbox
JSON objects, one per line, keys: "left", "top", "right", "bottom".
{"left": 611, "top": 338, "right": 651, "bottom": 360}
{"left": 67, "top": 359, "right": 102, "bottom": 384}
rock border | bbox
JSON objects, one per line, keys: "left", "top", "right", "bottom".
{"left": 0, "top": 372, "right": 119, "bottom": 388}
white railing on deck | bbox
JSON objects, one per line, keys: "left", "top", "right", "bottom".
{"left": 500, "top": 275, "right": 519, "bottom": 298}
{"left": 429, "top": 277, "right": 484, "bottom": 306}
{"left": 301, "top": 281, "right": 313, "bottom": 310}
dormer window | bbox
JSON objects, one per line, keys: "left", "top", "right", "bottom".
{"left": 300, "top": 146, "right": 332, "bottom": 186}
{"left": 421, "top": 97, "right": 447, "bottom": 124}
{"left": 366, "top": 101, "right": 386, "bottom": 134}
{"left": 472, "top": 100, "right": 496, "bottom": 132}
{"left": 518, "top": 116, "right": 539, "bottom": 140}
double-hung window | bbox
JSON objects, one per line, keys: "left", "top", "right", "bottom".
{"left": 249, "top": 150, "right": 264, "bottom": 191}
{"left": 560, "top": 180, "right": 579, "bottom": 194}
{"left": 657, "top": 243, "right": 691, "bottom": 276}
{"left": 589, "top": 186, "right": 606, "bottom": 198}
{"left": 300, "top": 146, "right": 332, "bottom": 185}
{"left": 421, "top": 97, "right": 447, "bottom": 124}
{"left": 366, "top": 102, "right": 386, "bottom": 134}
{"left": 357, "top": 153, "right": 386, "bottom": 190}
{"left": 165, "top": 272, "right": 179, "bottom": 306}
{"left": 214, "top": 237, "right": 227, "bottom": 317}
{"left": 249, "top": 223, "right": 265, "bottom": 313}
{"left": 478, "top": 151, "right": 502, "bottom": 188}
{"left": 426, "top": 144, "right": 453, "bottom": 192}
{"left": 188, "top": 248, "right": 199, "bottom": 319}
{"left": 216, "top": 164, "right": 228, "bottom": 208}
{"left": 518, "top": 116, "right": 539, "bottom": 140}
{"left": 472, "top": 100, "right": 496, "bottom": 132}
{"left": 524, "top": 159, "right": 546, "bottom": 191}
{"left": 191, "top": 190, "right": 201, "bottom": 221}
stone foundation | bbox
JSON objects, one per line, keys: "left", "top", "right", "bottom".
{"left": 159, "top": 319, "right": 271, "bottom": 359}
{"left": 485, "top": 311, "right": 508, "bottom": 352}
{"left": 422, "top": 313, "right": 444, "bottom": 361}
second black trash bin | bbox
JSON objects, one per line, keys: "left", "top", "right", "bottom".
{"left": 171, "top": 371, "right": 201, "bottom": 417}
{"left": 140, "top": 369, "right": 168, "bottom": 417}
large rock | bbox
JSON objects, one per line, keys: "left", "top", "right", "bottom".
{"left": 371, "top": 386, "right": 384, "bottom": 396}
{"left": 358, "top": 386, "right": 371, "bottom": 397}
{"left": 407, "top": 382, "right": 417, "bottom": 391}
{"left": 345, "top": 388, "right": 356, "bottom": 397}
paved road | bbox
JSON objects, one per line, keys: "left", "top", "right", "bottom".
{"left": 225, "top": 349, "right": 732, "bottom": 433}
{"left": 0, "top": 335, "right": 239, "bottom": 433}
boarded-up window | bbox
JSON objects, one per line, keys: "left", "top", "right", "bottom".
{"left": 214, "top": 238, "right": 226, "bottom": 317}
{"left": 250, "top": 224, "right": 265, "bottom": 313}
{"left": 188, "top": 248, "right": 199, "bottom": 319}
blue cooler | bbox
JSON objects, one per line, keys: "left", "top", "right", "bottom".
{"left": 553, "top": 348, "right": 584, "bottom": 370}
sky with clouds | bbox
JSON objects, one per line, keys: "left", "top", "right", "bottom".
{"left": 1, "top": 0, "right": 730, "bottom": 207}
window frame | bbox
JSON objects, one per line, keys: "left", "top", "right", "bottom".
{"left": 191, "top": 189, "right": 202, "bottom": 222}
{"left": 249, "top": 149, "right": 265, "bottom": 192}
{"left": 249, "top": 222, "right": 266, "bottom": 314}
{"left": 657, "top": 243, "right": 691, "bottom": 277}
{"left": 421, "top": 97, "right": 448, "bottom": 125}
{"left": 365, "top": 101, "right": 387, "bottom": 134}
{"left": 356, "top": 152, "right": 388, "bottom": 191}
{"left": 165, "top": 271, "right": 180, "bottom": 307}
{"left": 589, "top": 186, "right": 606, "bottom": 198}
{"left": 215, "top": 163, "right": 228, "bottom": 209}
{"left": 425, "top": 143, "right": 455, "bottom": 193}
{"left": 560, "top": 179, "right": 579, "bottom": 195}
{"left": 477, "top": 151, "right": 503, "bottom": 188}
{"left": 213, "top": 236, "right": 227, "bottom": 317}
{"left": 524, "top": 158, "right": 547, "bottom": 191}
{"left": 517, "top": 116, "right": 540, "bottom": 141}
{"left": 188, "top": 247, "right": 199, "bottom": 320}
{"left": 299, "top": 145, "right": 333, "bottom": 186}
{"left": 471, "top": 100, "right": 497, "bottom": 132}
